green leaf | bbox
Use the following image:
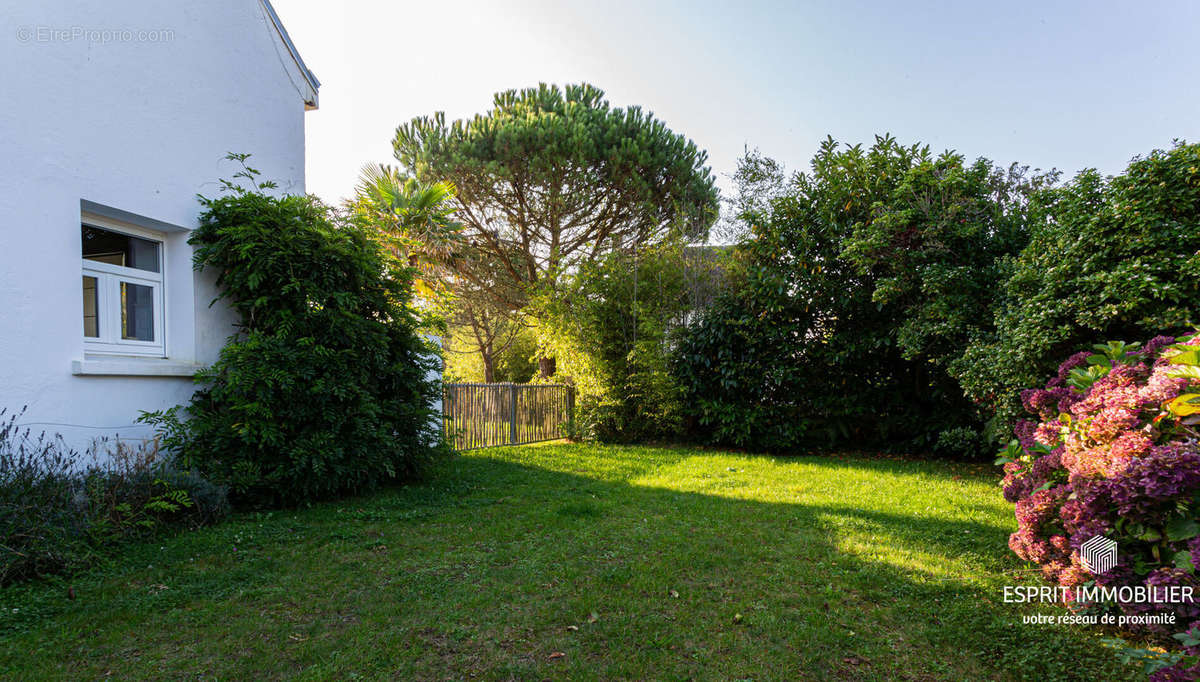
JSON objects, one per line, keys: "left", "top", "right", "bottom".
{"left": 1167, "top": 365, "right": 1200, "bottom": 380}
{"left": 1138, "top": 527, "right": 1163, "bottom": 542}
{"left": 1166, "top": 517, "right": 1200, "bottom": 542}
{"left": 1168, "top": 348, "right": 1200, "bottom": 366}
{"left": 1167, "top": 394, "right": 1200, "bottom": 418}
{"left": 1174, "top": 628, "right": 1200, "bottom": 647}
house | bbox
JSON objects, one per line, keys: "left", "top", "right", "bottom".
{"left": 0, "top": 1, "right": 318, "bottom": 452}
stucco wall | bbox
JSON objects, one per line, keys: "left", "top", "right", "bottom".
{"left": 0, "top": 1, "right": 312, "bottom": 452}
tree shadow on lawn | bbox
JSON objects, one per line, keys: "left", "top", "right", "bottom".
{"left": 0, "top": 448, "right": 1136, "bottom": 681}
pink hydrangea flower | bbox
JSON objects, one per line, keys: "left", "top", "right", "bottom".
{"left": 1004, "top": 331, "right": 1200, "bottom": 610}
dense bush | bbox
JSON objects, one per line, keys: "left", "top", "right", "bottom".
{"left": 840, "top": 152, "right": 1055, "bottom": 370}
{"left": 144, "top": 163, "right": 445, "bottom": 506}
{"left": 675, "top": 138, "right": 1200, "bottom": 455}
{"left": 961, "top": 141, "right": 1200, "bottom": 441}
{"left": 674, "top": 137, "right": 1044, "bottom": 454}
{"left": 535, "top": 243, "right": 721, "bottom": 443}
{"left": 0, "top": 409, "right": 229, "bottom": 585}
{"left": 999, "top": 332, "right": 1200, "bottom": 677}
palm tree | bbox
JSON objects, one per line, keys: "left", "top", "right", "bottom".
{"left": 352, "top": 165, "right": 526, "bottom": 382}
{"left": 352, "top": 164, "right": 461, "bottom": 291}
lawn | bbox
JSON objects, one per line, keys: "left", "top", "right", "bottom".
{"left": 0, "top": 444, "right": 1138, "bottom": 680}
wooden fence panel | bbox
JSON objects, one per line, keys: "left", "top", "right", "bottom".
{"left": 442, "top": 382, "right": 574, "bottom": 450}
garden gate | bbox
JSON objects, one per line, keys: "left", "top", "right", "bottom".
{"left": 442, "top": 382, "right": 574, "bottom": 450}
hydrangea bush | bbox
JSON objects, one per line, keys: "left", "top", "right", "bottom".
{"left": 999, "top": 331, "right": 1200, "bottom": 677}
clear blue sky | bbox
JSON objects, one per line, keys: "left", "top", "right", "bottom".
{"left": 272, "top": 0, "right": 1200, "bottom": 205}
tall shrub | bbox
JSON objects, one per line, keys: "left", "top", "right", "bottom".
{"left": 840, "top": 154, "right": 1054, "bottom": 369}
{"left": 675, "top": 137, "right": 1041, "bottom": 454}
{"left": 536, "top": 243, "right": 718, "bottom": 442}
{"left": 961, "top": 141, "right": 1200, "bottom": 441}
{"left": 147, "top": 164, "right": 444, "bottom": 505}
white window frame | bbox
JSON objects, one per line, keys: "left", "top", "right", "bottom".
{"left": 81, "top": 219, "right": 166, "bottom": 358}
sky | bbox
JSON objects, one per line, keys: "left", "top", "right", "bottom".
{"left": 270, "top": 0, "right": 1200, "bottom": 207}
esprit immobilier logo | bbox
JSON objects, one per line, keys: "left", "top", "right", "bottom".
{"left": 1079, "top": 535, "right": 1118, "bottom": 574}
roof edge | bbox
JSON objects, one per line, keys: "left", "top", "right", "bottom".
{"left": 259, "top": 0, "right": 320, "bottom": 110}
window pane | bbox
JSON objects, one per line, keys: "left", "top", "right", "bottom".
{"left": 82, "top": 275, "right": 99, "bottom": 337}
{"left": 120, "top": 282, "right": 154, "bottom": 341}
{"left": 82, "top": 225, "right": 160, "bottom": 273}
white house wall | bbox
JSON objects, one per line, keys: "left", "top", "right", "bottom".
{"left": 0, "top": 1, "right": 311, "bottom": 452}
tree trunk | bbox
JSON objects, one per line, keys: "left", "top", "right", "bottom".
{"left": 538, "top": 356, "right": 556, "bottom": 380}
{"left": 482, "top": 352, "right": 495, "bottom": 383}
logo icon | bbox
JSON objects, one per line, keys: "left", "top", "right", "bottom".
{"left": 1080, "top": 535, "right": 1118, "bottom": 574}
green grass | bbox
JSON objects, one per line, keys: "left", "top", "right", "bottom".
{"left": 0, "top": 444, "right": 1138, "bottom": 680}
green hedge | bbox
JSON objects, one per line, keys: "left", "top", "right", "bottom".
{"left": 673, "top": 138, "right": 1200, "bottom": 455}
{"left": 145, "top": 166, "right": 445, "bottom": 505}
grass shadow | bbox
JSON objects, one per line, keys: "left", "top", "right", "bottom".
{"left": 0, "top": 444, "right": 1137, "bottom": 681}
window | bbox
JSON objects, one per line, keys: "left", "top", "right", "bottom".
{"left": 81, "top": 223, "right": 165, "bottom": 356}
